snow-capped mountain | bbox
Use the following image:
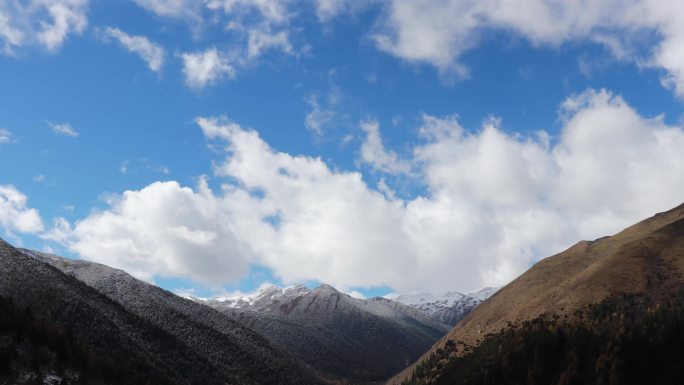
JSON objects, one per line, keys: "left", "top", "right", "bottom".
{"left": 199, "top": 284, "right": 450, "bottom": 384}
{"left": 207, "top": 283, "right": 311, "bottom": 311}
{"left": 206, "top": 284, "right": 446, "bottom": 327}
{"left": 2, "top": 242, "right": 318, "bottom": 385}
{"left": 393, "top": 287, "right": 499, "bottom": 326}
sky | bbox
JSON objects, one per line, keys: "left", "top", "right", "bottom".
{"left": 1, "top": 0, "right": 684, "bottom": 299}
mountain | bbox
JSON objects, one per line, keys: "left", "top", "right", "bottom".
{"left": 201, "top": 284, "right": 451, "bottom": 384}
{"left": 392, "top": 287, "right": 498, "bottom": 326}
{"left": 391, "top": 203, "right": 684, "bottom": 385}
{"left": 0, "top": 239, "right": 321, "bottom": 385}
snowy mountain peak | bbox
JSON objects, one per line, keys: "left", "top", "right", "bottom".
{"left": 393, "top": 287, "right": 499, "bottom": 326}
{"left": 204, "top": 283, "right": 495, "bottom": 327}
{"left": 393, "top": 291, "right": 466, "bottom": 308}
{"left": 209, "top": 283, "right": 311, "bottom": 310}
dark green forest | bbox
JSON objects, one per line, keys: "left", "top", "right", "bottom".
{"left": 0, "top": 295, "right": 132, "bottom": 385}
{"left": 403, "top": 290, "right": 684, "bottom": 385}
{"left": 0, "top": 240, "right": 321, "bottom": 385}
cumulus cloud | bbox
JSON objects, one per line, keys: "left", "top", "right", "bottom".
{"left": 52, "top": 179, "right": 252, "bottom": 286}
{"left": 47, "top": 121, "right": 79, "bottom": 137}
{"left": 196, "top": 116, "right": 416, "bottom": 289}
{"left": 104, "top": 27, "right": 165, "bottom": 72}
{"left": 181, "top": 47, "right": 235, "bottom": 88}
{"left": 0, "top": 0, "right": 88, "bottom": 54}
{"left": 123, "top": 0, "right": 684, "bottom": 97}
{"left": 198, "top": 89, "right": 684, "bottom": 292}
{"left": 0, "top": 185, "right": 44, "bottom": 234}
{"left": 359, "top": 120, "right": 411, "bottom": 175}
{"left": 372, "top": 0, "right": 684, "bottom": 95}
{"left": 408, "top": 89, "right": 684, "bottom": 287}
{"left": 50, "top": 89, "right": 684, "bottom": 293}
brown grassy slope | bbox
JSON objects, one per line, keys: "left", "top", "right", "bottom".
{"left": 388, "top": 202, "right": 684, "bottom": 384}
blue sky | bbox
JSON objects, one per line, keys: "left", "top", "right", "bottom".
{"left": 2, "top": 0, "right": 684, "bottom": 299}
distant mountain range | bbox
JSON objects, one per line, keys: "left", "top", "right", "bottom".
{"left": 391, "top": 287, "right": 498, "bottom": 326}
{"left": 0, "top": 241, "right": 319, "bottom": 385}
{"left": 391, "top": 203, "right": 684, "bottom": 385}
{"left": 196, "top": 284, "right": 495, "bottom": 383}
{"left": 5, "top": 203, "right": 684, "bottom": 385}
{"left": 0, "top": 237, "right": 493, "bottom": 385}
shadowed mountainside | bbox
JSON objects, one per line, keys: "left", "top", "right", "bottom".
{"left": 0, "top": 239, "right": 321, "bottom": 385}
{"left": 205, "top": 284, "right": 450, "bottom": 384}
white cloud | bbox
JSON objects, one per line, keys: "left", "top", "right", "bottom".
{"left": 137, "top": 0, "right": 296, "bottom": 72}
{"left": 133, "top": 0, "right": 205, "bottom": 23}
{"left": 51, "top": 89, "right": 684, "bottom": 293}
{"left": 199, "top": 89, "right": 684, "bottom": 292}
{"left": 36, "top": 0, "right": 88, "bottom": 52}
{"left": 181, "top": 47, "right": 235, "bottom": 88}
{"left": 104, "top": 27, "right": 165, "bottom": 72}
{"left": 47, "top": 121, "right": 79, "bottom": 137}
{"left": 408, "top": 89, "right": 684, "bottom": 287}
{"left": 0, "top": 184, "right": 44, "bottom": 234}
{"left": 52, "top": 179, "right": 253, "bottom": 286}
{"left": 313, "top": 0, "right": 348, "bottom": 21}
{"left": 304, "top": 95, "right": 334, "bottom": 135}
{"left": 211, "top": 0, "right": 295, "bottom": 60}
{"left": 0, "top": 5, "right": 24, "bottom": 54}
{"left": 196, "top": 116, "right": 416, "bottom": 289}
{"left": 123, "top": 0, "right": 684, "bottom": 97}
{"left": 246, "top": 26, "right": 292, "bottom": 59}
{"left": 312, "top": 0, "right": 371, "bottom": 22}
{"left": 0, "top": 0, "right": 88, "bottom": 54}
{"left": 371, "top": 0, "right": 684, "bottom": 95}
{"left": 206, "top": 0, "right": 291, "bottom": 26}
{"left": 359, "top": 120, "right": 411, "bottom": 175}
{"left": 0, "top": 128, "right": 11, "bottom": 143}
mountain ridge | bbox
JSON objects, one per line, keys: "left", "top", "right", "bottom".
{"left": 390, "top": 202, "right": 684, "bottom": 384}
{"left": 1, "top": 241, "right": 321, "bottom": 384}
{"left": 201, "top": 283, "right": 453, "bottom": 384}
{"left": 392, "top": 287, "right": 498, "bottom": 326}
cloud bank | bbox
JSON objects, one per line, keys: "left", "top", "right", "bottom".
{"left": 373, "top": 0, "right": 684, "bottom": 95}
{"left": 45, "top": 88, "right": 684, "bottom": 293}
{"left": 4, "top": 0, "right": 684, "bottom": 100}
{"left": 50, "top": 179, "right": 251, "bottom": 286}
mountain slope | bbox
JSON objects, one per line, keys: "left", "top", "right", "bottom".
{"left": 203, "top": 284, "right": 450, "bottom": 384}
{"left": 0, "top": 240, "right": 320, "bottom": 385}
{"left": 391, "top": 203, "right": 684, "bottom": 384}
